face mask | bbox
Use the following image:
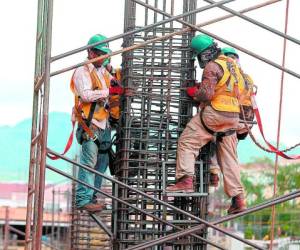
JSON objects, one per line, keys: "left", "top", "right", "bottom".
{"left": 197, "top": 52, "right": 211, "bottom": 69}
{"left": 102, "top": 58, "right": 110, "bottom": 67}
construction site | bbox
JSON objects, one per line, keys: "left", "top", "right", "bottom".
{"left": 1, "top": 0, "right": 300, "bottom": 249}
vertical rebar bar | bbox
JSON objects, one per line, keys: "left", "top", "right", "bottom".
{"left": 3, "top": 207, "right": 9, "bottom": 250}
{"left": 113, "top": 0, "right": 208, "bottom": 248}
{"left": 51, "top": 188, "right": 55, "bottom": 247}
{"left": 24, "top": 0, "right": 46, "bottom": 248}
{"left": 33, "top": 0, "right": 54, "bottom": 249}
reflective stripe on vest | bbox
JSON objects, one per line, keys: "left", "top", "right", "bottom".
{"left": 109, "top": 67, "right": 122, "bottom": 120}
{"left": 239, "top": 72, "right": 254, "bottom": 107}
{"left": 211, "top": 55, "right": 245, "bottom": 113}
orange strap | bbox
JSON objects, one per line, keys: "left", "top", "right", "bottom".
{"left": 47, "top": 121, "right": 76, "bottom": 160}
{"left": 73, "top": 105, "right": 97, "bottom": 140}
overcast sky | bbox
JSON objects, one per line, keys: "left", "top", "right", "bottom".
{"left": 1, "top": 0, "right": 299, "bottom": 146}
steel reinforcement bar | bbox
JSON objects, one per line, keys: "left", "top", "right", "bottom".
{"left": 50, "top": 0, "right": 282, "bottom": 62}
{"left": 128, "top": 191, "right": 300, "bottom": 250}
{"left": 46, "top": 149, "right": 264, "bottom": 250}
{"left": 46, "top": 163, "right": 226, "bottom": 250}
{"left": 50, "top": 1, "right": 300, "bottom": 80}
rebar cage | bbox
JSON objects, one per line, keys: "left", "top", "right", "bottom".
{"left": 24, "top": 0, "right": 300, "bottom": 250}
{"left": 112, "top": 1, "right": 210, "bottom": 249}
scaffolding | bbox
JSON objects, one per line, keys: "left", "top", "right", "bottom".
{"left": 25, "top": 0, "right": 300, "bottom": 250}
{"left": 112, "top": 0, "right": 210, "bottom": 249}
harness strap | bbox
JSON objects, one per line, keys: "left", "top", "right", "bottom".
{"left": 250, "top": 93, "right": 300, "bottom": 159}
{"left": 200, "top": 108, "right": 215, "bottom": 136}
{"left": 47, "top": 121, "right": 76, "bottom": 160}
{"left": 200, "top": 107, "right": 236, "bottom": 141}
{"left": 75, "top": 103, "right": 112, "bottom": 153}
{"left": 86, "top": 102, "right": 97, "bottom": 128}
{"left": 73, "top": 105, "right": 101, "bottom": 148}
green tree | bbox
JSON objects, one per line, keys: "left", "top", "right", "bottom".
{"left": 240, "top": 161, "right": 300, "bottom": 239}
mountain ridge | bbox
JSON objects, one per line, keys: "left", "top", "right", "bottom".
{"left": 0, "top": 112, "right": 281, "bottom": 183}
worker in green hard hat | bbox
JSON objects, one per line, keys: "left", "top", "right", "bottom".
{"left": 167, "top": 34, "right": 247, "bottom": 215}
{"left": 70, "top": 34, "right": 126, "bottom": 212}
{"left": 221, "top": 47, "right": 256, "bottom": 136}
{"left": 87, "top": 34, "right": 112, "bottom": 68}
{"left": 221, "top": 47, "right": 239, "bottom": 58}
{"left": 207, "top": 47, "right": 255, "bottom": 188}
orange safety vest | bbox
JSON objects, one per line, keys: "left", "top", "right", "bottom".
{"left": 109, "top": 68, "right": 122, "bottom": 120}
{"left": 211, "top": 55, "right": 245, "bottom": 113}
{"left": 239, "top": 71, "right": 254, "bottom": 107}
{"left": 70, "top": 65, "right": 121, "bottom": 122}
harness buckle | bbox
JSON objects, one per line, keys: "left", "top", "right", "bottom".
{"left": 92, "top": 134, "right": 98, "bottom": 142}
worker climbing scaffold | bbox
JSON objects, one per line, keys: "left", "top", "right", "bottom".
{"left": 70, "top": 34, "right": 128, "bottom": 213}
{"left": 206, "top": 47, "right": 256, "bottom": 187}
{"left": 167, "top": 34, "right": 248, "bottom": 214}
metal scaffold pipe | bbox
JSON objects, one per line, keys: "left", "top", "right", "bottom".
{"left": 50, "top": 0, "right": 235, "bottom": 76}
{"left": 131, "top": 0, "right": 300, "bottom": 79}
{"left": 204, "top": 0, "right": 300, "bottom": 46}
{"left": 51, "top": 0, "right": 281, "bottom": 62}
{"left": 46, "top": 149, "right": 263, "bottom": 250}
{"left": 46, "top": 164, "right": 226, "bottom": 250}
{"left": 270, "top": 0, "right": 290, "bottom": 248}
{"left": 50, "top": 0, "right": 300, "bottom": 80}
{"left": 128, "top": 190, "right": 300, "bottom": 250}
{"left": 50, "top": 0, "right": 234, "bottom": 62}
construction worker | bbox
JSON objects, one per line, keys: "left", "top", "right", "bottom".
{"left": 167, "top": 34, "right": 247, "bottom": 214}
{"left": 221, "top": 47, "right": 255, "bottom": 139}
{"left": 206, "top": 47, "right": 255, "bottom": 187}
{"left": 71, "top": 34, "right": 125, "bottom": 212}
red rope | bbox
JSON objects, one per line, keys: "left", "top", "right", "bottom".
{"left": 47, "top": 121, "right": 76, "bottom": 160}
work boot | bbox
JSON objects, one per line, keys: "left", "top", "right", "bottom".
{"left": 78, "top": 202, "right": 105, "bottom": 213}
{"left": 166, "top": 176, "right": 194, "bottom": 192}
{"left": 227, "top": 194, "right": 246, "bottom": 215}
{"left": 209, "top": 173, "right": 219, "bottom": 187}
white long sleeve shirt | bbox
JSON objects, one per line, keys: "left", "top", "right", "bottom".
{"left": 72, "top": 63, "right": 113, "bottom": 129}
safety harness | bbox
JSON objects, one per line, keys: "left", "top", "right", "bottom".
{"left": 245, "top": 92, "right": 300, "bottom": 159}
{"left": 199, "top": 57, "right": 241, "bottom": 141}
{"left": 199, "top": 107, "right": 236, "bottom": 142}
{"left": 47, "top": 66, "right": 118, "bottom": 160}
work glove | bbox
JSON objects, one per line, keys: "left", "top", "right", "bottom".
{"left": 186, "top": 81, "right": 200, "bottom": 97}
{"left": 109, "top": 86, "right": 124, "bottom": 95}
{"left": 186, "top": 86, "right": 198, "bottom": 97}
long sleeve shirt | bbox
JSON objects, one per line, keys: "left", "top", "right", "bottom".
{"left": 73, "top": 63, "right": 113, "bottom": 129}
{"left": 194, "top": 61, "right": 224, "bottom": 104}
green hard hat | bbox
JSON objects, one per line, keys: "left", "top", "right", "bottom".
{"left": 87, "top": 34, "right": 112, "bottom": 54}
{"left": 191, "top": 34, "right": 214, "bottom": 54}
{"left": 221, "top": 47, "right": 239, "bottom": 58}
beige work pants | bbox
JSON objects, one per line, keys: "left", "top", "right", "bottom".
{"left": 176, "top": 106, "right": 244, "bottom": 197}
{"left": 209, "top": 119, "right": 251, "bottom": 174}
